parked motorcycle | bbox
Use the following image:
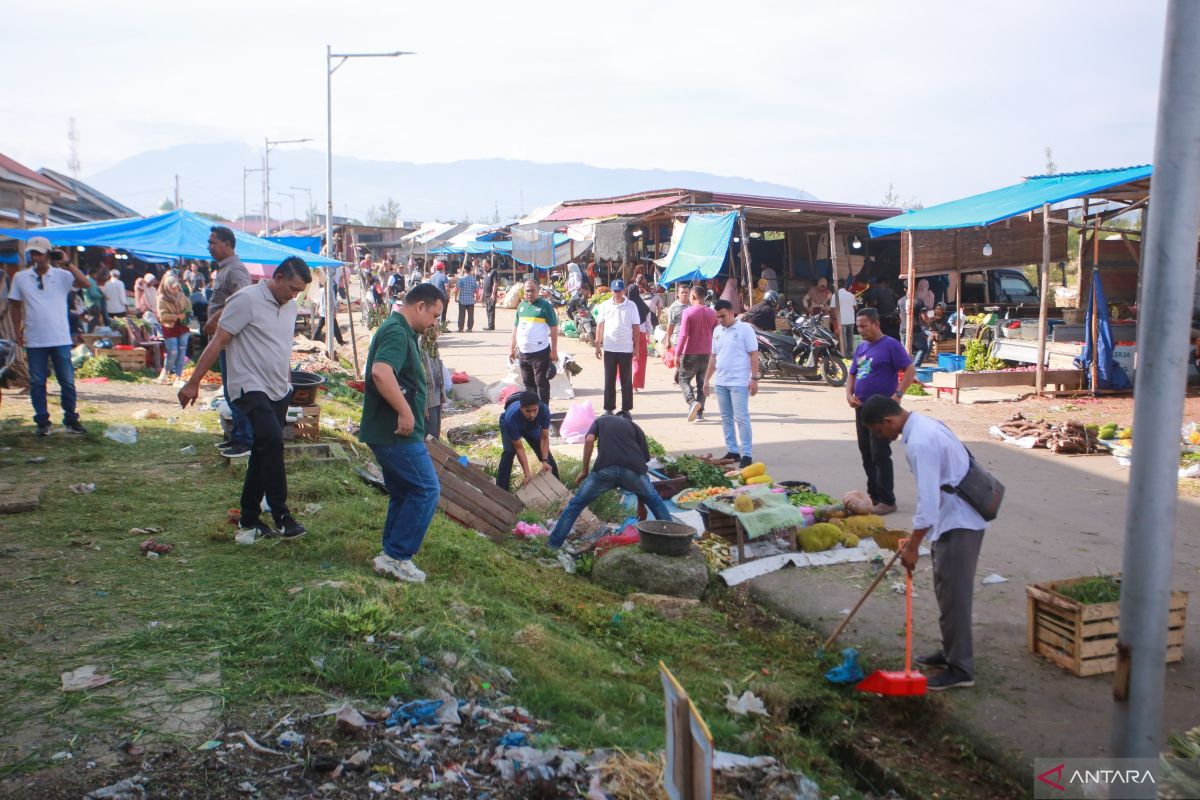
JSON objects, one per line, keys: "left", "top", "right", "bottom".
{"left": 574, "top": 308, "right": 596, "bottom": 345}
{"left": 754, "top": 312, "right": 847, "bottom": 386}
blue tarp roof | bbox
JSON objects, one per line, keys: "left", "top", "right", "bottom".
{"left": 657, "top": 212, "right": 738, "bottom": 286}
{"left": 868, "top": 165, "right": 1153, "bottom": 238}
{"left": 0, "top": 210, "right": 342, "bottom": 267}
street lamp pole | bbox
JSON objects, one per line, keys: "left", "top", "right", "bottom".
{"left": 264, "top": 136, "right": 312, "bottom": 236}
{"left": 325, "top": 45, "right": 414, "bottom": 357}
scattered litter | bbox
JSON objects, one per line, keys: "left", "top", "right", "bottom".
{"left": 825, "top": 648, "right": 866, "bottom": 684}
{"left": 129, "top": 527, "right": 161, "bottom": 536}
{"left": 346, "top": 749, "right": 371, "bottom": 769}
{"left": 355, "top": 465, "right": 388, "bottom": 493}
{"left": 26, "top": 456, "right": 47, "bottom": 464}
{"left": 61, "top": 665, "right": 114, "bottom": 692}
{"left": 556, "top": 551, "right": 577, "bottom": 573}
{"left": 982, "top": 572, "right": 1009, "bottom": 585}
{"left": 145, "top": 552, "right": 160, "bottom": 560}
{"left": 70, "top": 482, "right": 96, "bottom": 494}
{"left": 118, "top": 742, "right": 145, "bottom": 759}
{"left": 335, "top": 703, "right": 369, "bottom": 734}
{"left": 131, "top": 408, "right": 161, "bottom": 420}
{"left": 513, "top": 521, "right": 549, "bottom": 538}
{"left": 301, "top": 503, "right": 323, "bottom": 516}
{"left": 367, "top": 782, "right": 387, "bottom": 794}
{"left": 237, "top": 730, "right": 287, "bottom": 756}
{"left": 179, "top": 445, "right": 197, "bottom": 455}
{"left": 277, "top": 730, "right": 305, "bottom": 750}
{"left": 498, "top": 731, "right": 528, "bottom": 747}
{"left": 890, "top": 580, "right": 919, "bottom": 598}
{"left": 236, "top": 781, "right": 257, "bottom": 794}
{"left": 83, "top": 772, "right": 147, "bottom": 800}
{"left": 386, "top": 699, "right": 443, "bottom": 727}
{"left": 234, "top": 529, "right": 258, "bottom": 546}
{"left": 103, "top": 425, "right": 138, "bottom": 445}
{"left": 725, "top": 689, "right": 768, "bottom": 717}
{"left": 198, "top": 740, "right": 222, "bottom": 751}
{"left": 51, "top": 750, "right": 72, "bottom": 761}
{"left": 139, "top": 538, "right": 173, "bottom": 555}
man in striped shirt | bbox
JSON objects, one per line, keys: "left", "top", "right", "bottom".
{"left": 454, "top": 263, "right": 480, "bottom": 332}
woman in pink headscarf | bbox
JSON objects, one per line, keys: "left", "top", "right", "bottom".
{"left": 915, "top": 278, "right": 935, "bottom": 309}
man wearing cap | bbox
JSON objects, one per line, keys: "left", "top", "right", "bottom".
{"left": 594, "top": 279, "right": 641, "bottom": 416}
{"left": 511, "top": 278, "right": 558, "bottom": 404}
{"left": 8, "top": 237, "right": 91, "bottom": 435}
{"left": 204, "top": 225, "right": 254, "bottom": 458}
{"left": 429, "top": 262, "right": 449, "bottom": 325}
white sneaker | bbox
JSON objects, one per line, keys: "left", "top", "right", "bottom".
{"left": 687, "top": 402, "right": 701, "bottom": 422}
{"left": 373, "top": 552, "right": 426, "bottom": 583}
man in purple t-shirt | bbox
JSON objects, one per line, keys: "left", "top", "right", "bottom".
{"left": 846, "top": 307, "right": 915, "bottom": 514}
{"left": 675, "top": 285, "right": 718, "bottom": 422}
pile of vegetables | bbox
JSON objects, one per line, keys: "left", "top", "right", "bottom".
{"left": 997, "top": 412, "right": 1104, "bottom": 453}
{"left": 964, "top": 338, "right": 1006, "bottom": 372}
{"left": 77, "top": 356, "right": 138, "bottom": 382}
{"left": 787, "top": 490, "right": 834, "bottom": 507}
{"left": 796, "top": 521, "right": 861, "bottom": 552}
{"left": 675, "top": 486, "right": 726, "bottom": 506}
{"left": 1056, "top": 576, "right": 1121, "bottom": 605}
{"left": 662, "top": 455, "right": 731, "bottom": 489}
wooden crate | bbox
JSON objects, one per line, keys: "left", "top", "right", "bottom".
{"left": 285, "top": 405, "right": 321, "bottom": 443}
{"left": 426, "top": 437, "right": 523, "bottom": 542}
{"left": 1026, "top": 577, "right": 1188, "bottom": 677}
{"left": 516, "top": 470, "right": 603, "bottom": 537}
{"left": 94, "top": 347, "right": 147, "bottom": 371}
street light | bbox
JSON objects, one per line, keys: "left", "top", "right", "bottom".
{"left": 243, "top": 163, "right": 264, "bottom": 232}
{"left": 290, "top": 186, "right": 313, "bottom": 227}
{"left": 264, "top": 137, "right": 312, "bottom": 236}
{"left": 325, "top": 45, "right": 413, "bottom": 356}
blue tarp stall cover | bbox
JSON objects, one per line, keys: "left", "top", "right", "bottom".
{"left": 867, "top": 165, "right": 1153, "bottom": 237}
{"left": 265, "top": 235, "right": 323, "bottom": 255}
{"left": 656, "top": 212, "right": 738, "bottom": 286}
{"left": 0, "top": 210, "right": 342, "bottom": 267}
{"left": 1074, "top": 271, "right": 1132, "bottom": 390}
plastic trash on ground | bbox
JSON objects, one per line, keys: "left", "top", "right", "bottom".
{"left": 559, "top": 400, "right": 595, "bottom": 444}
{"left": 103, "top": 424, "right": 138, "bottom": 445}
{"left": 825, "top": 648, "right": 866, "bottom": 684}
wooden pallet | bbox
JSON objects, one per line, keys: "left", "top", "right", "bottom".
{"left": 515, "top": 470, "right": 603, "bottom": 537}
{"left": 932, "top": 368, "right": 1084, "bottom": 403}
{"left": 1026, "top": 577, "right": 1188, "bottom": 676}
{"left": 94, "top": 347, "right": 147, "bottom": 371}
{"left": 426, "top": 437, "right": 523, "bottom": 542}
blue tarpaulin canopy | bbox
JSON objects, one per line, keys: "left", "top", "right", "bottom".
{"left": 868, "top": 165, "right": 1153, "bottom": 237}
{"left": 428, "top": 239, "right": 516, "bottom": 256}
{"left": 657, "top": 212, "right": 738, "bottom": 286}
{"left": 264, "top": 235, "right": 323, "bottom": 255}
{"left": 0, "top": 210, "right": 342, "bottom": 267}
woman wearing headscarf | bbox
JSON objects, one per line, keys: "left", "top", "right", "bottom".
{"left": 566, "top": 262, "right": 583, "bottom": 294}
{"left": 156, "top": 273, "right": 192, "bottom": 382}
{"left": 915, "top": 278, "right": 936, "bottom": 309}
{"left": 719, "top": 276, "right": 743, "bottom": 314}
{"left": 627, "top": 284, "right": 652, "bottom": 391}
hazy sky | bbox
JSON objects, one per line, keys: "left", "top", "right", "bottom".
{"left": 4, "top": 0, "right": 1168, "bottom": 210}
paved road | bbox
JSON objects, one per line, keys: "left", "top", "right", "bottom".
{"left": 432, "top": 320, "right": 1200, "bottom": 770}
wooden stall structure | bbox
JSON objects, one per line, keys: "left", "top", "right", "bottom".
{"left": 425, "top": 437, "right": 523, "bottom": 541}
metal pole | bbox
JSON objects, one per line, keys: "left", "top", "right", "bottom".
{"left": 325, "top": 44, "right": 337, "bottom": 358}
{"left": 903, "top": 231, "right": 916, "bottom": 353}
{"left": 827, "top": 219, "right": 842, "bottom": 350}
{"left": 1112, "top": 0, "right": 1200, "bottom": 762}
{"left": 1035, "top": 202, "right": 1051, "bottom": 394}
{"left": 264, "top": 137, "right": 271, "bottom": 237}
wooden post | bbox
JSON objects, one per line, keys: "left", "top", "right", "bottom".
{"left": 827, "top": 219, "right": 842, "bottom": 350}
{"left": 737, "top": 209, "right": 753, "bottom": 309}
{"left": 904, "top": 231, "right": 916, "bottom": 354}
{"left": 1090, "top": 212, "right": 1101, "bottom": 394}
{"left": 1035, "top": 202, "right": 1051, "bottom": 395}
{"left": 953, "top": 231, "right": 962, "bottom": 356}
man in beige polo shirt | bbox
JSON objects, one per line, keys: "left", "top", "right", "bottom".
{"left": 179, "top": 257, "right": 312, "bottom": 543}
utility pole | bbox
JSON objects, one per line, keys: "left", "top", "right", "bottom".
{"left": 264, "top": 136, "right": 312, "bottom": 236}
{"left": 67, "top": 117, "right": 81, "bottom": 178}
{"left": 174, "top": 174, "right": 181, "bottom": 210}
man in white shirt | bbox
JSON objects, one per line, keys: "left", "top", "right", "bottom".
{"left": 103, "top": 270, "right": 129, "bottom": 318}
{"left": 662, "top": 282, "right": 690, "bottom": 355}
{"left": 594, "top": 279, "right": 640, "bottom": 415}
{"left": 837, "top": 280, "right": 857, "bottom": 353}
{"left": 704, "top": 299, "right": 759, "bottom": 468}
{"left": 862, "top": 395, "right": 987, "bottom": 691}
{"left": 8, "top": 236, "right": 90, "bottom": 435}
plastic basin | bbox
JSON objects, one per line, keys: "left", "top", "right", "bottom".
{"left": 289, "top": 370, "right": 326, "bottom": 406}
{"left": 637, "top": 520, "right": 695, "bottom": 556}
{"left": 938, "top": 354, "right": 966, "bottom": 372}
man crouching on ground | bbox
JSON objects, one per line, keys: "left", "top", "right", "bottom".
{"left": 179, "top": 257, "right": 312, "bottom": 542}
{"left": 359, "top": 282, "right": 446, "bottom": 583}
{"left": 861, "top": 395, "right": 986, "bottom": 691}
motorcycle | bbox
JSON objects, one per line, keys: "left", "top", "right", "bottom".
{"left": 574, "top": 307, "right": 596, "bottom": 345}
{"left": 754, "top": 311, "right": 847, "bottom": 387}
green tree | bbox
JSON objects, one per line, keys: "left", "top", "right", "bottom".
{"left": 1044, "top": 146, "right": 1058, "bottom": 175}
{"left": 367, "top": 197, "right": 402, "bottom": 227}
{"left": 159, "top": 198, "right": 176, "bottom": 212}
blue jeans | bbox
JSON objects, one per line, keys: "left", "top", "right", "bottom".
{"left": 370, "top": 442, "right": 441, "bottom": 560}
{"left": 163, "top": 333, "right": 190, "bottom": 377}
{"left": 548, "top": 465, "right": 671, "bottom": 548}
{"left": 714, "top": 384, "right": 752, "bottom": 458}
{"left": 220, "top": 351, "right": 253, "bottom": 446}
{"left": 27, "top": 345, "right": 79, "bottom": 427}
{"left": 496, "top": 427, "right": 559, "bottom": 491}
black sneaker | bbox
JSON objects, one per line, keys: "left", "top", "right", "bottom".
{"left": 35, "top": 423, "right": 52, "bottom": 437}
{"left": 721, "top": 451, "right": 739, "bottom": 461}
{"left": 274, "top": 515, "right": 307, "bottom": 540}
{"left": 739, "top": 455, "right": 753, "bottom": 469}
{"left": 221, "top": 443, "right": 251, "bottom": 459}
{"left": 235, "top": 520, "right": 275, "bottom": 545}
{"left": 213, "top": 439, "right": 233, "bottom": 449}
{"left": 927, "top": 669, "right": 975, "bottom": 691}
{"left": 915, "top": 652, "right": 949, "bottom": 669}
{"left": 64, "top": 420, "right": 87, "bottom": 435}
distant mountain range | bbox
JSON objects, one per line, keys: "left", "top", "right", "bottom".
{"left": 85, "top": 142, "right": 815, "bottom": 224}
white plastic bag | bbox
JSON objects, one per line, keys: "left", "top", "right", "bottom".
{"left": 103, "top": 424, "right": 138, "bottom": 445}
{"left": 559, "top": 400, "right": 595, "bottom": 443}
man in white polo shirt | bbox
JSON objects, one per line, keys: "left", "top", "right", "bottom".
{"left": 8, "top": 236, "right": 90, "bottom": 436}
{"left": 704, "top": 298, "right": 759, "bottom": 468}
{"left": 594, "top": 279, "right": 640, "bottom": 416}
{"left": 179, "top": 257, "right": 313, "bottom": 543}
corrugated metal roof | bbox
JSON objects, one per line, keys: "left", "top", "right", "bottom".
{"left": 869, "top": 165, "right": 1153, "bottom": 237}
{"left": 0, "top": 152, "right": 66, "bottom": 194}
{"left": 545, "top": 194, "right": 687, "bottom": 222}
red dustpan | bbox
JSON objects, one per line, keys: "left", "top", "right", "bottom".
{"left": 856, "top": 555, "right": 927, "bottom": 696}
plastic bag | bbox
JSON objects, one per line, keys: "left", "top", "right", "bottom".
{"left": 662, "top": 345, "right": 677, "bottom": 370}
{"left": 559, "top": 400, "right": 595, "bottom": 444}
{"left": 104, "top": 424, "right": 138, "bottom": 445}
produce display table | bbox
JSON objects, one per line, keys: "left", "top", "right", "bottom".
{"left": 931, "top": 369, "right": 1084, "bottom": 404}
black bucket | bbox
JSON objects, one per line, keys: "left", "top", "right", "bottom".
{"left": 290, "top": 370, "right": 326, "bottom": 406}
{"left": 637, "top": 520, "right": 695, "bottom": 557}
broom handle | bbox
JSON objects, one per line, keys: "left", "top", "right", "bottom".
{"left": 821, "top": 547, "right": 903, "bottom": 652}
{"left": 904, "top": 563, "right": 914, "bottom": 676}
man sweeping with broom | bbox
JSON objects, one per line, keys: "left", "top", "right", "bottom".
{"left": 861, "top": 395, "right": 988, "bottom": 691}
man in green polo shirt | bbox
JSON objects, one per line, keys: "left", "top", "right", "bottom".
{"left": 359, "top": 282, "right": 446, "bottom": 583}
{"left": 509, "top": 278, "right": 558, "bottom": 404}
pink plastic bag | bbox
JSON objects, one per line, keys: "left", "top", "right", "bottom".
{"left": 559, "top": 400, "right": 595, "bottom": 444}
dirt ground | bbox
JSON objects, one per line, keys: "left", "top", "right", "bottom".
{"left": 410, "top": 318, "right": 1200, "bottom": 775}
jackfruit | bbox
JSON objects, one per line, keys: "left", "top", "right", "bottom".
{"left": 796, "top": 522, "right": 842, "bottom": 552}
{"left": 840, "top": 532, "right": 860, "bottom": 548}
{"left": 842, "top": 514, "right": 886, "bottom": 538}
{"left": 733, "top": 494, "right": 754, "bottom": 513}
